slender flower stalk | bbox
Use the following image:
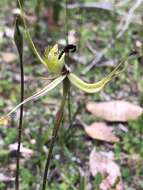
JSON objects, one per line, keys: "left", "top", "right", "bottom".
{"left": 42, "top": 78, "right": 69, "bottom": 190}
{"left": 14, "top": 17, "right": 24, "bottom": 190}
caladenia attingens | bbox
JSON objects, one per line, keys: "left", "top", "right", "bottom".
{"left": 0, "top": 0, "right": 139, "bottom": 128}
{"left": 0, "top": 1, "right": 139, "bottom": 190}
{"left": 0, "top": 21, "right": 136, "bottom": 120}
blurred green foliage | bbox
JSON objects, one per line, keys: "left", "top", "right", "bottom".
{"left": 115, "top": 114, "right": 143, "bottom": 157}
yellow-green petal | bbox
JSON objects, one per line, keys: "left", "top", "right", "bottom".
{"left": 43, "top": 44, "right": 65, "bottom": 74}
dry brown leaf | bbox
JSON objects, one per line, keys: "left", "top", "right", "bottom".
{"left": 89, "top": 148, "right": 124, "bottom": 190}
{"left": 0, "top": 52, "right": 17, "bottom": 63}
{"left": 4, "top": 27, "right": 14, "bottom": 38}
{"left": 84, "top": 122, "right": 119, "bottom": 143}
{"left": 0, "top": 173, "right": 14, "bottom": 182}
{"left": 9, "top": 143, "right": 34, "bottom": 159}
{"left": 86, "top": 101, "right": 143, "bottom": 122}
{"left": 0, "top": 117, "right": 9, "bottom": 126}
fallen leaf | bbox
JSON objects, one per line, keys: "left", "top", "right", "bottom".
{"left": 0, "top": 173, "right": 14, "bottom": 182}
{"left": 0, "top": 117, "right": 9, "bottom": 126}
{"left": 0, "top": 52, "right": 17, "bottom": 63}
{"left": 89, "top": 148, "right": 123, "bottom": 190}
{"left": 9, "top": 143, "right": 34, "bottom": 158}
{"left": 84, "top": 122, "right": 119, "bottom": 143}
{"left": 4, "top": 27, "right": 14, "bottom": 38}
{"left": 86, "top": 101, "right": 143, "bottom": 122}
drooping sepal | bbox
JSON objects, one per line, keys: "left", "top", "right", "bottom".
{"left": 0, "top": 75, "right": 66, "bottom": 120}
{"left": 68, "top": 55, "right": 129, "bottom": 93}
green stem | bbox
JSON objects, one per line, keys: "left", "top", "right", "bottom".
{"left": 14, "top": 16, "right": 24, "bottom": 190}
{"left": 42, "top": 77, "right": 70, "bottom": 190}
{"left": 15, "top": 49, "right": 24, "bottom": 190}
{"left": 34, "top": 0, "right": 42, "bottom": 38}
{"left": 67, "top": 85, "right": 72, "bottom": 124}
{"left": 65, "top": 0, "right": 68, "bottom": 44}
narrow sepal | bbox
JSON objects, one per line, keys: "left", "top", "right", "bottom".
{"left": 0, "top": 75, "right": 66, "bottom": 119}
{"left": 68, "top": 55, "right": 129, "bottom": 93}
{"left": 17, "top": 0, "right": 47, "bottom": 67}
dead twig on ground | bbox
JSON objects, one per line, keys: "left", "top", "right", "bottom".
{"left": 117, "top": 0, "right": 143, "bottom": 38}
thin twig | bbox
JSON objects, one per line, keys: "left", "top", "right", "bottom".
{"left": 65, "top": 0, "right": 69, "bottom": 44}
{"left": 42, "top": 78, "right": 69, "bottom": 190}
{"left": 65, "top": 0, "right": 72, "bottom": 124}
{"left": 86, "top": 42, "right": 97, "bottom": 55}
{"left": 62, "top": 2, "right": 113, "bottom": 11}
{"left": 117, "top": 0, "right": 143, "bottom": 38}
{"left": 82, "top": 39, "right": 115, "bottom": 74}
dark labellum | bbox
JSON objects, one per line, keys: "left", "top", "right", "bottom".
{"left": 58, "top": 44, "right": 76, "bottom": 60}
{"left": 129, "top": 50, "right": 138, "bottom": 56}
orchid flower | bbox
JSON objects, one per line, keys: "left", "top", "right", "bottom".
{"left": 0, "top": 2, "right": 137, "bottom": 190}
{"left": 0, "top": 41, "right": 128, "bottom": 120}
{"left": 0, "top": 1, "right": 130, "bottom": 121}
